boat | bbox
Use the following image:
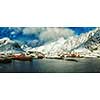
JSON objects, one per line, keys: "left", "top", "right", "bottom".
{"left": 12, "top": 54, "right": 32, "bottom": 61}
{"left": 64, "top": 58, "right": 78, "bottom": 62}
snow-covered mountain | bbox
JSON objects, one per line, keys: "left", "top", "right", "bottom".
{"left": 21, "top": 44, "right": 32, "bottom": 51}
{"left": 0, "top": 27, "right": 100, "bottom": 58}
{"left": 28, "top": 37, "right": 66, "bottom": 57}
{"left": 28, "top": 28, "right": 100, "bottom": 57}
{"left": 73, "top": 28, "right": 100, "bottom": 57}
{"left": 0, "top": 37, "right": 24, "bottom": 54}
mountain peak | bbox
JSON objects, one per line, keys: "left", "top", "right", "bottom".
{"left": 0, "top": 37, "right": 23, "bottom": 54}
{"left": 27, "top": 27, "right": 100, "bottom": 57}
{"left": 0, "top": 37, "right": 14, "bottom": 45}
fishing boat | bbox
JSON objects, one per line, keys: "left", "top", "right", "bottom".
{"left": 12, "top": 54, "right": 32, "bottom": 61}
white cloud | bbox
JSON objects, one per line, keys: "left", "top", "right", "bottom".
{"left": 22, "top": 27, "right": 75, "bottom": 44}
{"left": 39, "top": 27, "right": 75, "bottom": 42}
{"left": 23, "top": 27, "right": 46, "bottom": 35}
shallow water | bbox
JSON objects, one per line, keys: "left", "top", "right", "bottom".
{"left": 0, "top": 58, "right": 100, "bottom": 73}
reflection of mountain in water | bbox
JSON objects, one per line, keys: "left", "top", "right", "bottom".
{"left": 0, "top": 58, "right": 100, "bottom": 72}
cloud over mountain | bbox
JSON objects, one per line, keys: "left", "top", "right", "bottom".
{"left": 22, "top": 27, "right": 75, "bottom": 43}
{"left": 22, "top": 27, "right": 46, "bottom": 35}
{"left": 0, "top": 27, "right": 96, "bottom": 47}
{"left": 39, "top": 27, "right": 75, "bottom": 42}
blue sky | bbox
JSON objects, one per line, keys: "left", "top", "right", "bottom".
{"left": 0, "top": 27, "right": 96, "bottom": 38}
{"left": 68, "top": 27, "right": 96, "bottom": 35}
{"left": 0, "top": 27, "right": 96, "bottom": 46}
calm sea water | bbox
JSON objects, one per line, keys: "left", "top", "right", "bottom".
{"left": 0, "top": 58, "right": 100, "bottom": 73}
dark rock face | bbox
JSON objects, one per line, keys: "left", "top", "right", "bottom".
{"left": 82, "top": 28, "right": 100, "bottom": 52}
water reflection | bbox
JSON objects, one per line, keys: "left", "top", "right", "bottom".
{"left": 0, "top": 58, "right": 100, "bottom": 73}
